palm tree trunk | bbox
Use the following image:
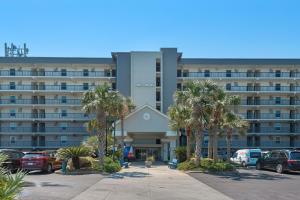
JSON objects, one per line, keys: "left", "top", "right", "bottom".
{"left": 176, "top": 129, "right": 180, "bottom": 147}
{"left": 194, "top": 129, "right": 203, "bottom": 166}
{"left": 120, "top": 116, "right": 125, "bottom": 164}
{"left": 213, "top": 131, "right": 218, "bottom": 162}
{"left": 226, "top": 130, "right": 232, "bottom": 161}
{"left": 208, "top": 131, "right": 213, "bottom": 159}
{"left": 97, "top": 130, "right": 105, "bottom": 170}
{"left": 186, "top": 127, "right": 191, "bottom": 160}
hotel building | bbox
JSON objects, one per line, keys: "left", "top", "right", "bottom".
{"left": 1, "top": 48, "right": 300, "bottom": 161}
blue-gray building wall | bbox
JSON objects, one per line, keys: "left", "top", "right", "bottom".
{"left": 161, "top": 48, "right": 178, "bottom": 113}
{"left": 115, "top": 53, "right": 131, "bottom": 97}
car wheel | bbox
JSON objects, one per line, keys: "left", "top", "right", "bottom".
{"left": 256, "top": 162, "right": 261, "bottom": 170}
{"left": 47, "top": 164, "right": 53, "bottom": 173}
{"left": 241, "top": 161, "right": 246, "bottom": 167}
{"left": 276, "top": 164, "right": 283, "bottom": 174}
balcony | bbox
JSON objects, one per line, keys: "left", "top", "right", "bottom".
{"left": 0, "top": 140, "right": 83, "bottom": 149}
{"left": 0, "top": 113, "right": 92, "bottom": 121}
{"left": 0, "top": 70, "right": 111, "bottom": 78}
{"left": 241, "top": 99, "right": 300, "bottom": 106}
{"left": 0, "top": 98, "right": 81, "bottom": 105}
{"left": 227, "top": 86, "right": 300, "bottom": 93}
{"left": 179, "top": 72, "right": 300, "bottom": 79}
{"left": 0, "top": 126, "right": 88, "bottom": 134}
{"left": 0, "top": 84, "right": 96, "bottom": 92}
{"left": 248, "top": 127, "right": 300, "bottom": 134}
{"left": 241, "top": 113, "right": 300, "bottom": 120}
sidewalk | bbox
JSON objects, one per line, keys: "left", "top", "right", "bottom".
{"left": 71, "top": 163, "right": 232, "bottom": 200}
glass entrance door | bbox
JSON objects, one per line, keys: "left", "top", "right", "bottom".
{"left": 135, "top": 148, "right": 161, "bottom": 161}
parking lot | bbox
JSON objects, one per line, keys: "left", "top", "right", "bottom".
{"left": 19, "top": 171, "right": 103, "bottom": 200}
{"left": 189, "top": 167, "right": 300, "bottom": 200}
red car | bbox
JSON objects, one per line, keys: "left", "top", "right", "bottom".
{"left": 21, "top": 151, "right": 62, "bottom": 173}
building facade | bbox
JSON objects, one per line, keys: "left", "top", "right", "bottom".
{"left": 1, "top": 48, "right": 300, "bottom": 160}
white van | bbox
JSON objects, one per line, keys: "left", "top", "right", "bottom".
{"left": 230, "top": 149, "right": 262, "bottom": 167}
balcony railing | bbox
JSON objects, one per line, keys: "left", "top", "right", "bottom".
{"left": 0, "top": 99, "right": 81, "bottom": 105}
{"left": 0, "top": 85, "right": 96, "bottom": 91}
{"left": 241, "top": 113, "right": 300, "bottom": 120}
{"left": 0, "top": 141, "right": 83, "bottom": 148}
{"left": 180, "top": 72, "right": 300, "bottom": 78}
{"left": 241, "top": 99, "right": 300, "bottom": 106}
{"left": 248, "top": 127, "right": 300, "bottom": 134}
{"left": 0, "top": 126, "right": 87, "bottom": 133}
{"left": 227, "top": 86, "right": 300, "bottom": 92}
{"left": 0, "top": 70, "right": 110, "bottom": 78}
{"left": 0, "top": 113, "right": 92, "bottom": 120}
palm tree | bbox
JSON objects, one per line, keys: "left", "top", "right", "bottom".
{"left": 222, "top": 112, "right": 249, "bottom": 161}
{"left": 185, "top": 80, "right": 213, "bottom": 166}
{"left": 172, "top": 88, "right": 193, "bottom": 159}
{"left": 0, "top": 154, "right": 25, "bottom": 200}
{"left": 114, "top": 96, "right": 135, "bottom": 163}
{"left": 82, "top": 83, "right": 118, "bottom": 170}
{"left": 209, "top": 88, "right": 241, "bottom": 161}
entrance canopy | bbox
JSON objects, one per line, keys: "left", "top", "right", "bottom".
{"left": 115, "top": 105, "right": 176, "bottom": 137}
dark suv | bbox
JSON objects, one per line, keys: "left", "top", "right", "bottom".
{"left": 0, "top": 149, "right": 24, "bottom": 172}
{"left": 256, "top": 150, "right": 300, "bottom": 173}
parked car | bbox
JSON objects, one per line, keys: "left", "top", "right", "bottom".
{"left": 230, "top": 149, "right": 262, "bottom": 167}
{"left": 256, "top": 150, "right": 300, "bottom": 173}
{"left": 0, "top": 149, "right": 24, "bottom": 172}
{"left": 21, "top": 151, "right": 62, "bottom": 173}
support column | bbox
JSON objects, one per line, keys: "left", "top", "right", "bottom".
{"left": 169, "top": 139, "right": 176, "bottom": 160}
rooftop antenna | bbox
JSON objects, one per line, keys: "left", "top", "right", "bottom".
{"left": 4, "top": 42, "right": 29, "bottom": 57}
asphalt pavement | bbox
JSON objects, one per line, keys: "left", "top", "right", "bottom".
{"left": 189, "top": 167, "right": 300, "bottom": 200}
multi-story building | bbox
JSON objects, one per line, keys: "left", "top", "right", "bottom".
{"left": 1, "top": 48, "right": 300, "bottom": 161}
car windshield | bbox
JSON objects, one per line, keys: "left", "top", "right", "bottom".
{"left": 23, "top": 153, "right": 45, "bottom": 158}
{"left": 250, "top": 152, "right": 261, "bottom": 158}
{"left": 290, "top": 152, "right": 300, "bottom": 160}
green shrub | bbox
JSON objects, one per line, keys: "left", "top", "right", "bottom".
{"left": 57, "top": 146, "right": 93, "bottom": 170}
{"left": 177, "top": 160, "right": 197, "bottom": 171}
{"left": 174, "top": 146, "right": 187, "bottom": 163}
{"left": 200, "top": 158, "right": 234, "bottom": 172}
{"left": 103, "top": 157, "right": 121, "bottom": 173}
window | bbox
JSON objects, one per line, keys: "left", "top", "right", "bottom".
{"left": 83, "top": 69, "right": 89, "bottom": 77}
{"left": 275, "top": 97, "right": 281, "bottom": 104}
{"left": 10, "top": 136, "right": 16, "bottom": 144}
{"left": 177, "top": 83, "right": 182, "bottom": 90}
{"left": 111, "top": 69, "right": 116, "bottom": 77}
{"left": 61, "top": 96, "right": 67, "bottom": 104}
{"left": 61, "top": 110, "right": 67, "bottom": 117}
{"left": 83, "top": 83, "right": 89, "bottom": 90}
{"left": 60, "top": 136, "right": 68, "bottom": 144}
{"left": 275, "top": 111, "right": 281, "bottom": 118}
{"left": 10, "top": 109, "right": 16, "bottom": 117}
{"left": 9, "top": 82, "right": 15, "bottom": 90}
{"left": 177, "top": 69, "right": 182, "bottom": 77}
{"left": 275, "top": 84, "right": 281, "bottom": 91}
{"left": 10, "top": 69, "right": 15, "bottom": 76}
{"left": 274, "top": 123, "right": 281, "bottom": 131}
{"left": 61, "top": 83, "right": 67, "bottom": 90}
{"left": 156, "top": 105, "right": 161, "bottom": 111}
{"left": 275, "top": 136, "right": 281, "bottom": 144}
{"left": 226, "top": 83, "right": 231, "bottom": 90}
{"left": 60, "top": 123, "right": 68, "bottom": 130}
{"left": 156, "top": 139, "right": 161, "bottom": 144}
{"left": 104, "top": 69, "right": 111, "bottom": 77}
{"left": 112, "top": 82, "right": 116, "bottom": 90}
{"left": 156, "top": 91, "right": 161, "bottom": 101}
{"left": 156, "top": 59, "right": 161, "bottom": 72}
{"left": 61, "top": 69, "right": 67, "bottom": 76}
{"left": 156, "top": 77, "right": 161, "bottom": 87}
{"left": 204, "top": 70, "right": 210, "bottom": 77}
{"left": 275, "top": 70, "right": 281, "bottom": 77}
{"left": 182, "top": 70, "right": 188, "bottom": 77}
{"left": 226, "top": 70, "right": 231, "bottom": 77}
{"left": 9, "top": 123, "right": 17, "bottom": 130}
{"left": 10, "top": 96, "right": 16, "bottom": 103}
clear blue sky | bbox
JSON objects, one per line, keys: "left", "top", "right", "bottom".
{"left": 1, "top": 0, "right": 299, "bottom": 58}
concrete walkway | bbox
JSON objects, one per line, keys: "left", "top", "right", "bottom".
{"left": 72, "top": 163, "right": 232, "bottom": 200}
